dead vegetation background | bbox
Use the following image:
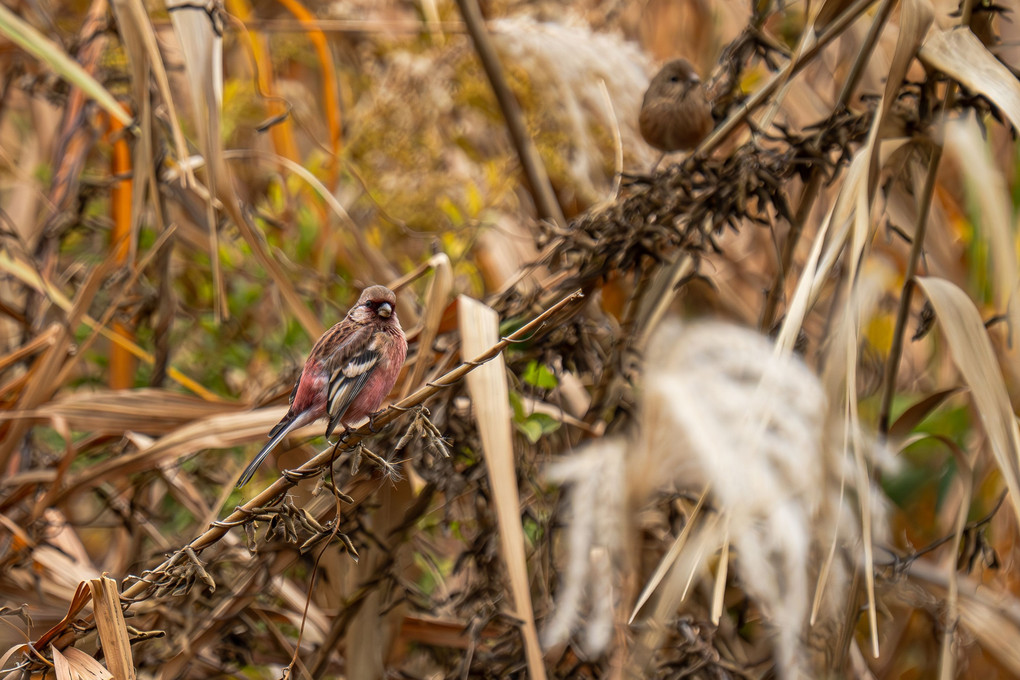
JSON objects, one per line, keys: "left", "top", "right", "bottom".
{"left": 1, "top": 0, "right": 1020, "bottom": 678}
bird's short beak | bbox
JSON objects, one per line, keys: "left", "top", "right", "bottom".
{"left": 377, "top": 302, "right": 393, "bottom": 318}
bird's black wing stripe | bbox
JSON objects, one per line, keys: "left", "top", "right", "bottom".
{"left": 325, "top": 348, "right": 380, "bottom": 438}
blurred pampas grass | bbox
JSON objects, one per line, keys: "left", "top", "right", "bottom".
{"left": 546, "top": 319, "right": 891, "bottom": 676}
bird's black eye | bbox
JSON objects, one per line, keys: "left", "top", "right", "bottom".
{"left": 669, "top": 75, "right": 681, "bottom": 83}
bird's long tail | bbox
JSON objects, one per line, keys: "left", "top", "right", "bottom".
{"left": 236, "top": 416, "right": 303, "bottom": 487}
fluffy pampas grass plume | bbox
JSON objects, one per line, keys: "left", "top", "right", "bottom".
{"left": 544, "top": 319, "right": 889, "bottom": 677}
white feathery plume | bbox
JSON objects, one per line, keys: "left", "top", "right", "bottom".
{"left": 544, "top": 319, "right": 889, "bottom": 677}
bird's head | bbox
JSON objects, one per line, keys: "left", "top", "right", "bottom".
{"left": 352, "top": 285, "right": 399, "bottom": 323}
{"left": 647, "top": 58, "right": 702, "bottom": 98}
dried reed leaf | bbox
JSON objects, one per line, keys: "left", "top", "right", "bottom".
{"left": 458, "top": 295, "right": 547, "bottom": 680}
{"left": 32, "top": 583, "right": 93, "bottom": 650}
{"left": 0, "top": 258, "right": 112, "bottom": 474}
{"left": 875, "top": 0, "right": 933, "bottom": 145}
{"left": 710, "top": 534, "right": 729, "bottom": 626}
{"left": 51, "top": 645, "right": 73, "bottom": 680}
{"left": 88, "top": 577, "right": 135, "bottom": 680}
{"left": 3, "top": 546, "right": 98, "bottom": 607}
{"left": 919, "top": 28, "right": 1020, "bottom": 132}
{"left": 629, "top": 488, "right": 708, "bottom": 624}
{"left": 0, "top": 646, "right": 28, "bottom": 675}
{"left": 0, "top": 324, "right": 59, "bottom": 373}
{"left": 110, "top": 0, "right": 190, "bottom": 183}
{"left": 939, "top": 451, "right": 973, "bottom": 680}
{"left": 0, "top": 4, "right": 131, "bottom": 125}
{"left": 914, "top": 276, "right": 1020, "bottom": 527}
{"left": 401, "top": 253, "right": 452, "bottom": 398}
{"left": 61, "top": 647, "right": 114, "bottom": 680}
{"left": 0, "top": 249, "right": 219, "bottom": 400}
{"left": 886, "top": 387, "right": 963, "bottom": 444}
{"left": 825, "top": 264, "right": 894, "bottom": 657}
{"left": 775, "top": 147, "right": 868, "bottom": 352}
{"left": 909, "top": 559, "right": 1020, "bottom": 675}
{"left": 168, "top": 0, "right": 226, "bottom": 319}
{"left": 64, "top": 408, "right": 287, "bottom": 494}
{"left": 108, "top": 0, "right": 149, "bottom": 259}
{"left": 8, "top": 388, "right": 247, "bottom": 434}
{"left": 945, "top": 117, "right": 1020, "bottom": 343}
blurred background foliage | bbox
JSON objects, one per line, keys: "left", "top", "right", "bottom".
{"left": 2, "top": 0, "right": 1020, "bottom": 677}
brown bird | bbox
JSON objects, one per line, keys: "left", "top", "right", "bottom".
{"left": 237, "top": 285, "right": 408, "bottom": 487}
{"left": 639, "top": 59, "right": 713, "bottom": 163}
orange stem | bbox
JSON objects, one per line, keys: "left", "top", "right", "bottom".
{"left": 108, "top": 115, "right": 135, "bottom": 389}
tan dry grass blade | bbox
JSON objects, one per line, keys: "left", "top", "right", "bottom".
{"left": 874, "top": 0, "right": 933, "bottom": 145}
{"left": 3, "top": 388, "right": 245, "bottom": 434}
{"left": 0, "top": 4, "right": 131, "bottom": 125}
{"left": 168, "top": 0, "right": 226, "bottom": 319}
{"left": 88, "top": 577, "right": 135, "bottom": 680}
{"left": 919, "top": 28, "right": 1020, "bottom": 132}
{"left": 909, "top": 559, "right": 1020, "bottom": 675}
{"left": 914, "top": 276, "right": 1020, "bottom": 527}
{"left": 0, "top": 257, "right": 113, "bottom": 474}
{"left": 775, "top": 148, "right": 864, "bottom": 351}
{"left": 401, "top": 253, "right": 452, "bottom": 398}
{"left": 945, "top": 118, "right": 1020, "bottom": 345}
{"left": 939, "top": 444, "right": 973, "bottom": 680}
{"left": 0, "top": 324, "right": 59, "bottom": 373}
{"left": 57, "top": 647, "right": 114, "bottom": 680}
{"left": 63, "top": 408, "right": 286, "bottom": 495}
{"left": 822, "top": 264, "right": 893, "bottom": 656}
{"left": 710, "top": 533, "right": 729, "bottom": 626}
{"left": 52, "top": 645, "right": 73, "bottom": 680}
{"left": 107, "top": 0, "right": 188, "bottom": 257}
{"left": 630, "top": 512, "right": 723, "bottom": 674}
{"left": 108, "top": 0, "right": 191, "bottom": 190}
{"left": 629, "top": 487, "right": 708, "bottom": 624}
{"left": 0, "top": 248, "right": 219, "bottom": 400}
{"left": 4, "top": 545, "right": 98, "bottom": 602}
{"left": 458, "top": 295, "right": 547, "bottom": 680}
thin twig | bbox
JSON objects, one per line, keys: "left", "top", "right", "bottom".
{"left": 453, "top": 0, "right": 566, "bottom": 229}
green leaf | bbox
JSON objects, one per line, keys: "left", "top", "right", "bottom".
{"left": 515, "top": 413, "right": 561, "bottom": 443}
{"left": 516, "top": 418, "right": 544, "bottom": 444}
{"left": 509, "top": 391, "right": 526, "bottom": 421}
{"left": 522, "top": 360, "right": 558, "bottom": 390}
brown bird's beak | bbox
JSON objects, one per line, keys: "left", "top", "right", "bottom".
{"left": 377, "top": 302, "right": 393, "bottom": 318}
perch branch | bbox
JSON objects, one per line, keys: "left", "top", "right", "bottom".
{"left": 118, "top": 289, "right": 583, "bottom": 602}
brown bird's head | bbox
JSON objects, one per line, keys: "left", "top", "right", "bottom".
{"left": 350, "top": 285, "right": 400, "bottom": 324}
{"left": 644, "top": 59, "right": 702, "bottom": 103}
{"left": 639, "top": 58, "right": 713, "bottom": 154}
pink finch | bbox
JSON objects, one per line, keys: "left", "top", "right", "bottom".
{"left": 237, "top": 285, "right": 408, "bottom": 487}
